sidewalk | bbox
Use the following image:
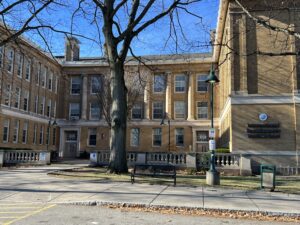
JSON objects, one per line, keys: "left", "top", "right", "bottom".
{"left": 0, "top": 163, "right": 299, "bottom": 217}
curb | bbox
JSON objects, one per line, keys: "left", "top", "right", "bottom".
{"left": 60, "top": 200, "right": 300, "bottom": 219}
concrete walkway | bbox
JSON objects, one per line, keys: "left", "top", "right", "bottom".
{"left": 0, "top": 161, "right": 299, "bottom": 216}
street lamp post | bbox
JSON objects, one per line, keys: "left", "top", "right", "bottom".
{"left": 160, "top": 112, "right": 171, "bottom": 152}
{"left": 206, "top": 64, "right": 220, "bottom": 185}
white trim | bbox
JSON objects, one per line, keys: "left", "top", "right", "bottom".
{"left": 233, "top": 150, "right": 299, "bottom": 156}
{"left": 231, "top": 95, "right": 294, "bottom": 104}
{"left": 0, "top": 106, "right": 49, "bottom": 124}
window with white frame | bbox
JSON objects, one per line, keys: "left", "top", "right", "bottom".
{"left": 197, "top": 102, "right": 208, "bottom": 119}
{"left": 3, "top": 119, "right": 9, "bottom": 143}
{"left": 130, "top": 128, "right": 140, "bottom": 147}
{"left": 152, "top": 128, "right": 162, "bottom": 146}
{"left": 22, "top": 121, "right": 28, "bottom": 144}
{"left": 152, "top": 101, "right": 164, "bottom": 119}
{"left": 196, "top": 131, "right": 209, "bottom": 142}
{"left": 175, "top": 128, "right": 184, "bottom": 147}
{"left": 48, "top": 72, "right": 53, "bottom": 90}
{"left": 52, "top": 101, "right": 56, "bottom": 117}
{"left": 0, "top": 46, "right": 3, "bottom": 67}
{"left": 131, "top": 103, "right": 142, "bottom": 119}
{"left": 13, "top": 120, "right": 19, "bottom": 143}
{"left": 197, "top": 75, "right": 208, "bottom": 92}
{"left": 47, "top": 99, "right": 51, "bottom": 117}
{"left": 14, "top": 87, "right": 20, "bottom": 108}
{"left": 46, "top": 126, "right": 50, "bottom": 145}
{"left": 34, "top": 96, "right": 39, "bottom": 113}
{"left": 6, "top": 48, "right": 14, "bottom": 73}
{"left": 33, "top": 124, "right": 37, "bottom": 144}
{"left": 153, "top": 74, "right": 165, "bottom": 93}
{"left": 39, "top": 126, "right": 44, "bottom": 145}
{"left": 175, "top": 75, "right": 186, "bottom": 92}
{"left": 25, "top": 58, "right": 31, "bottom": 81}
{"left": 40, "top": 97, "right": 45, "bottom": 115}
{"left": 71, "top": 77, "right": 81, "bottom": 94}
{"left": 174, "top": 101, "right": 185, "bottom": 119}
{"left": 88, "top": 128, "right": 97, "bottom": 146}
{"left": 91, "top": 76, "right": 101, "bottom": 94}
{"left": 16, "top": 53, "right": 23, "bottom": 77}
{"left": 36, "top": 63, "right": 41, "bottom": 85}
{"left": 23, "top": 90, "right": 29, "bottom": 111}
{"left": 69, "top": 103, "right": 80, "bottom": 119}
{"left": 41, "top": 66, "right": 47, "bottom": 87}
{"left": 4, "top": 84, "right": 11, "bottom": 106}
{"left": 90, "top": 102, "right": 100, "bottom": 120}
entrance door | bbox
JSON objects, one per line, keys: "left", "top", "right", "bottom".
{"left": 64, "top": 131, "right": 78, "bottom": 158}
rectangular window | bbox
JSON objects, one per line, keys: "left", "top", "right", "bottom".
{"left": 25, "top": 58, "right": 31, "bottom": 81}
{"left": 23, "top": 90, "right": 29, "bottom": 111}
{"left": 130, "top": 128, "right": 140, "bottom": 147}
{"left": 71, "top": 77, "right": 81, "bottom": 94}
{"left": 0, "top": 46, "right": 3, "bottom": 67}
{"left": 52, "top": 75, "right": 56, "bottom": 92}
{"left": 4, "top": 84, "right": 11, "bottom": 106}
{"left": 153, "top": 74, "right": 165, "bottom": 93}
{"left": 36, "top": 63, "right": 41, "bottom": 85}
{"left": 197, "top": 75, "right": 208, "bottom": 92}
{"left": 14, "top": 87, "right": 20, "bottom": 108}
{"left": 88, "top": 128, "right": 97, "bottom": 146}
{"left": 196, "top": 131, "right": 209, "bottom": 142}
{"left": 52, "top": 128, "right": 56, "bottom": 145}
{"left": 175, "top": 75, "right": 186, "bottom": 92}
{"left": 41, "top": 66, "right": 47, "bottom": 88}
{"left": 3, "top": 119, "right": 9, "bottom": 143}
{"left": 152, "top": 101, "right": 164, "bottom": 119}
{"left": 48, "top": 72, "right": 53, "bottom": 90}
{"left": 47, "top": 100, "right": 51, "bottom": 117}
{"left": 69, "top": 103, "right": 80, "bottom": 119}
{"left": 33, "top": 124, "right": 37, "bottom": 144}
{"left": 152, "top": 128, "right": 162, "bottom": 146}
{"left": 34, "top": 96, "right": 39, "bottom": 113}
{"left": 197, "top": 102, "right": 208, "bottom": 119}
{"left": 39, "top": 126, "right": 44, "bottom": 145}
{"left": 52, "top": 101, "right": 56, "bottom": 117}
{"left": 175, "top": 128, "right": 184, "bottom": 147}
{"left": 40, "top": 97, "right": 45, "bottom": 115}
{"left": 22, "top": 121, "right": 28, "bottom": 144}
{"left": 16, "top": 53, "right": 23, "bottom": 77}
{"left": 90, "top": 102, "right": 100, "bottom": 120}
{"left": 131, "top": 103, "right": 142, "bottom": 119}
{"left": 174, "top": 101, "right": 185, "bottom": 119}
{"left": 7, "top": 48, "right": 14, "bottom": 73}
{"left": 55, "top": 76, "right": 58, "bottom": 93}
{"left": 46, "top": 126, "right": 50, "bottom": 145}
{"left": 91, "top": 76, "right": 101, "bottom": 94}
{"left": 13, "top": 120, "right": 19, "bottom": 143}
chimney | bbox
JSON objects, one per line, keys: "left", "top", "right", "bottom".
{"left": 65, "top": 36, "right": 80, "bottom": 61}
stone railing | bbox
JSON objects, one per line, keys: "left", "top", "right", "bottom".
{"left": 90, "top": 151, "right": 240, "bottom": 171}
{"left": 0, "top": 150, "right": 50, "bottom": 167}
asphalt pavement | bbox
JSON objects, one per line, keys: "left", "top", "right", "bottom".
{"left": 0, "top": 160, "right": 299, "bottom": 225}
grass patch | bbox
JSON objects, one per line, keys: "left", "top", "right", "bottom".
{"left": 49, "top": 167, "right": 300, "bottom": 193}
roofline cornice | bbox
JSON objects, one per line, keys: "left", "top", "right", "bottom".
{"left": 213, "top": 0, "right": 229, "bottom": 63}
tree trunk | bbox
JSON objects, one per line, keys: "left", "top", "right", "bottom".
{"left": 108, "top": 62, "right": 128, "bottom": 173}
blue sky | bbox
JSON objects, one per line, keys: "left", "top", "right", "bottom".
{"left": 16, "top": 0, "right": 220, "bottom": 57}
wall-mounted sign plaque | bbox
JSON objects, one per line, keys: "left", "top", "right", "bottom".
{"left": 247, "top": 123, "right": 280, "bottom": 138}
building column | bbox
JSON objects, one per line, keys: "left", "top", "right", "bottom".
{"left": 81, "top": 74, "right": 88, "bottom": 120}
{"left": 165, "top": 72, "right": 172, "bottom": 118}
{"left": 239, "top": 14, "right": 248, "bottom": 94}
{"left": 144, "top": 75, "right": 151, "bottom": 120}
{"left": 187, "top": 72, "right": 195, "bottom": 120}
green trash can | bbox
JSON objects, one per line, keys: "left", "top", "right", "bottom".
{"left": 260, "top": 164, "right": 276, "bottom": 191}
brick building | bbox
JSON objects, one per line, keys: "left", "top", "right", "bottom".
{"left": 0, "top": 0, "right": 299, "bottom": 171}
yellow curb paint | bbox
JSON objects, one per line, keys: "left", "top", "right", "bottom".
{"left": 2, "top": 204, "right": 56, "bottom": 225}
